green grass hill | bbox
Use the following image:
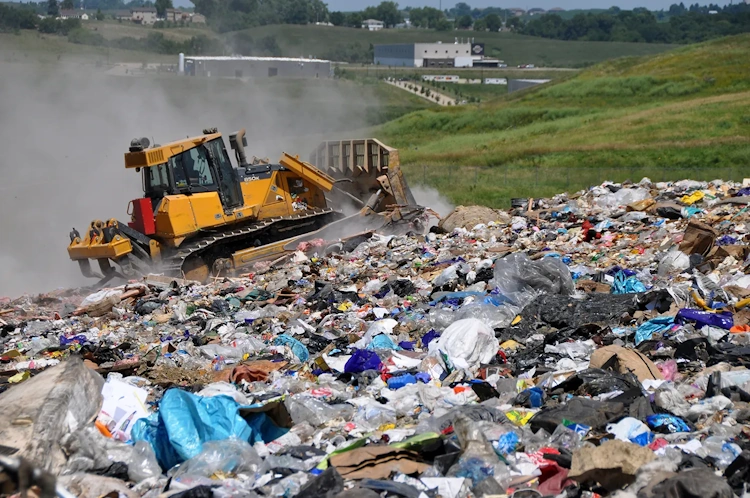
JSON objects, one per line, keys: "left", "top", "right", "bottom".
{"left": 380, "top": 34, "right": 750, "bottom": 207}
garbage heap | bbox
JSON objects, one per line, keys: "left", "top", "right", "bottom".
{"left": 3, "top": 177, "right": 750, "bottom": 498}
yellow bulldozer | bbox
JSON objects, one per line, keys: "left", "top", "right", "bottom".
{"left": 67, "top": 128, "right": 423, "bottom": 283}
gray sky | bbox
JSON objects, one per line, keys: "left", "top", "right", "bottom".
{"left": 324, "top": 0, "right": 734, "bottom": 10}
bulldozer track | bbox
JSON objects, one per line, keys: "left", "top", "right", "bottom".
{"left": 158, "top": 208, "right": 336, "bottom": 276}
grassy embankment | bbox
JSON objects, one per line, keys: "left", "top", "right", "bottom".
{"left": 379, "top": 34, "right": 750, "bottom": 207}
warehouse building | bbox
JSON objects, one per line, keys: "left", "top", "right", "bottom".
{"left": 180, "top": 55, "right": 332, "bottom": 79}
{"left": 374, "top": 42, "right": 475, "bottom": 68}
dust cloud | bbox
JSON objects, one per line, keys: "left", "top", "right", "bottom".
{"left": 411, "top": 185, "right": 455, "bottom": 218}
{"left": 0, "top": 60, "right": 377, "bottom": 296}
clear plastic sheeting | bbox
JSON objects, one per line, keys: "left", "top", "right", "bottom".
{"left": 169, "top": 439, "right": 266, "bottom": 482}
{"left": 593, "top": 187, "right": 650, "bottom": 209}
{"left": 491, "top": 252, "right": 575, "bottom": 308}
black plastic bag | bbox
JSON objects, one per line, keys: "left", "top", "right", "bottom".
{"left": 530, "top": 397, "right": 625, "bottom": 434}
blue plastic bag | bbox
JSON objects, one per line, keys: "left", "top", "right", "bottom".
{"left": 421, "top": 330, "right": 440, "bottom": 348}
{"left": 612, "top": 271, "right": 647, "bottom": 295}
{"left": 387, "top": 373, "right": 416, "bottom": 389}
{"left": 494, "top": 431, "right": 519, "bottom": 455}
{"left": 646, "top": 414, "right": 690, "bottom": 433}
{"left": 676, "top": 309, "right": 733, "bottom": 330}
{"left": 132, "top": 388, "right": 285, "bottom": 471}
{"left": 344, "top": 349, "right": 382, "bottom": 373}
{"left": 635, "top": 316, "right": 674, "bottom": 345}
{"left": 274, "top": 334, "right": 309, "bottom": 362}
{"left": 368, "top": 334, "right": 399, "bottom": 350}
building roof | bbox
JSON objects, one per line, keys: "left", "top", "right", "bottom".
{"left": 132, "top": 7, "right": 157, "bottom": 12}
{"left": 185, "top": 55, "right": 331, "bottom": 63}
{"left": 362, "top": 19, "right": 384, "bottom": 23}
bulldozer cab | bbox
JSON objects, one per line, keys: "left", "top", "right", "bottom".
{"left": 143, "top": 136, "right": 242, "bottom": 211}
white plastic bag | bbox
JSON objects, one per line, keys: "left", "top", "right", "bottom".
{"left": 429, "top": 319, "right": 499, "bottom": 373}
{"left": 658, "top": 249, "right": 690, "bottom": 276}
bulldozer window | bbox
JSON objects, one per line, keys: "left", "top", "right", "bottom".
{"left": 168, "top": 146, "right": 216, "bottom": 193}
{"left": 184, "top": 148, "right": 215, "bottom": 187}
{"left": 205, "top": 138, "right": 242, "bottom": 209}
{"left": 146, "top": 163, "right": 170, "bottom": 191}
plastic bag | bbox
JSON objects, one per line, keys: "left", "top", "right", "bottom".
{"left": 606, "top": 417, "right": 652, "bottom": 446}
{"left": 594, "top": 187, "right": 650, "bottom": 209}
{"left": 455, "top": 302, "right": 519, "bottom": 329}
{"left": 285, "top": 396, "right": 354, "bottom": 427}
{"left": 273, "top": 334, "right": 309, "bottom": 362}
{"left": 344, "top": 349, "right": 382, "bottom": 373}
{"left": 132, "top": 388, "right": 285, "bottom": 470}
{"left": 197, "top": 382, "right": 250, "bottom": 405}
{"left": 434, "top": 264, "right": 459, "bottom": 287}
{"left": 611, "top": 271, "right": 647, "bottom": 295}
{"left": 656, "top": 360, "right": 678, "bottom": 381}
{"left": 654, "top": 384, "right": 691, "bottom": 418}
{"left": 428, "top": 318, "right": 499, "bottom": 373}
{"left": 353, "top": 318, "right": 398, "bottom": 349}
{"left": 635, "top": 316, "right": 674, "bottom": 345}
{"left": 447, "top": 415, "right": 509, "bottom": 487}
{"left": 676, "top": 309, "right": 733, "bottom": 330}
{"left": 696, "top": 436, "right": 742, "bottom": 470}
{"left": 646, "top": 414, "right": 690, "bottom": 434}
{"left": 127, "top": 441, "right": 162, "bottom": 483}
{"left": 170, "top": 439, "right": 265, "bottom": 481}
{"left": 491, "top": 253, "right": 574, "bottom": 308}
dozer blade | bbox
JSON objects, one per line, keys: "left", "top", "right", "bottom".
{"left": 309, "top": 138, "right": 417, "bottom": 211}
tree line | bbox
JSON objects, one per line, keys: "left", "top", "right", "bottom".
{"left": 519, "top": 4, "right": 750, "bottom": 44}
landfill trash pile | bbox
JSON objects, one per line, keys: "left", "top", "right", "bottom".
{"left": 3, "top": 177, "right": 750, "bottom": 498}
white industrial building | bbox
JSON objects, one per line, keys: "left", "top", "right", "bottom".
{"left": 374, "top": 42, "right": 474, "bottom": 68}
{"left": 374, "top": 40, "right": 504, "bottom": 68}
{"left": 178, "top": 55, "right": 332, "bottom": 79}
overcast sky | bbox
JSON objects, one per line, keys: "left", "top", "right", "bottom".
{"left": 324, "top": 0, "right": 734, "bottom": 10}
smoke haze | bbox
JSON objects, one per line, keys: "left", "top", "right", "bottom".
{"left": 0, "top": 61, "right": 380, "bottom": 296}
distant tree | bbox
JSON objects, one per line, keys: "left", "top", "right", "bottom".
{"left": 456, "top": 14, "right": 472, "bottom": 29}
{"left": 435, "top": 17, "right": 452, "bottom": 31}
{"left": 375, "top": 1, "right": 402, "bottom": 27}
{"left": 473, "top": 17, "right": 486, "bottom": 31}
{"left": 507, "top": 16, "right": 522, "bottom": 29}
{"left": 60, "top": 0, "right": 73, "bottom": 10}
{"left": 330, "top": 10, "right": 345, "bottom": 26}
{"left": 669, "top": 3, "right": 687, "bottom": 15}
{"left": 453, "top": 2, "right": 471, "bottom": 18}
{"left": 485, "top": 13, "right": 501, "bottom": 31}
{"left": 408, "top": 6, "right": 443, "bottom": 28}
{"left": 154, "top": 0, "right": 172, "bottom": 18}
{"left": 282, "top": 0, "right": 310, "bottom": 24}
{"left": 47, "top": 0, "right": 59, "bottom": 17}
{"left": 95, "top": 7, "right": 104, "bottom": 19}
{"left": 38, "top": 16, "right": 58, "bottom": 31}
{"left": 345, "top": 11, "right": 363, "bottom": 27}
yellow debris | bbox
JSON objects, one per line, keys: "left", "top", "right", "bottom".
{"left": 9, "top": 371, "right": 30, "bottom": 383}
{"left": 680, "top": 191, "right": 705, "bottom": 205}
